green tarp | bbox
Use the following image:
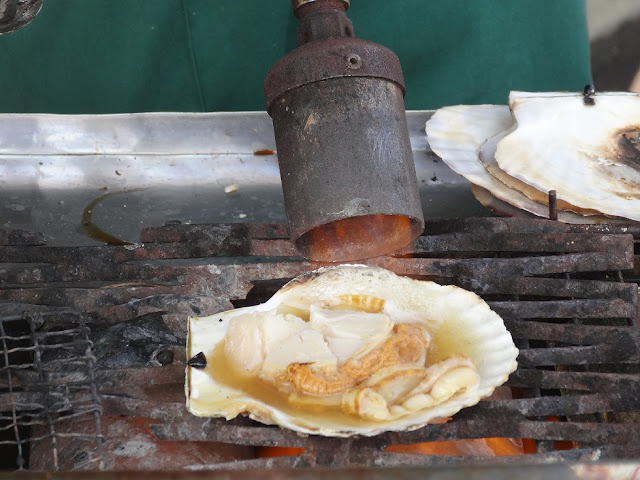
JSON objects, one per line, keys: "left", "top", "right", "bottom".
{"left": 0, "top": 0, "right": 592, "bottom": 113}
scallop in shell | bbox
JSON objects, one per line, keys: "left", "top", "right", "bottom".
{"left": 186, "top": 265, "right": 518, "bottom": 437}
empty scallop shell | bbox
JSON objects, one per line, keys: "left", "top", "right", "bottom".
{"left": 478, "top": 129, "right": 602, "bottom": 216}
{"left": 425, "top": 105, "right": 612, "bottom": 223}
{"left": 186, "top": 265, "right": 518, "bottom": 437}
{"left": 495, "top": 91, "right": 640, "bottom": 221}
{"left": 426, "top": 95, "right": 638, "bottom": 224}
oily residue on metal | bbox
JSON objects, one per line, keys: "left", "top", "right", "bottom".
{"left": 1, "top": 217, "right": 639, "bottom": 470}
{"left": 79, "top": 189, "right": 143, "bottom": 246}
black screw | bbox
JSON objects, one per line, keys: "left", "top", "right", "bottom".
{"left": 345, "top": 53, "right": 362, "bottom": 69}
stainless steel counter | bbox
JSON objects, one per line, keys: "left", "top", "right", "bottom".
{"left": 0, "top": 111, "right": 488, "bottom": 246}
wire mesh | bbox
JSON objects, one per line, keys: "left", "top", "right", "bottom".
{"left": 0, "top": 218, "right": 638, "bottom": 470}
{"left": 0, "top": 313, "right": 103, "bottom": 470}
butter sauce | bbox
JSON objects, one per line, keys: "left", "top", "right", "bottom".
{"left": 428, "top": 315, "right": 483, "bottom": 365}
{"left": 206, "top": 341, "right": 372, "bottom": 428}
{"left": 201, "top": 311, "right": 477, "bottom": 429}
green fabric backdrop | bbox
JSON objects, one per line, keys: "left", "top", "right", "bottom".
{"left": 0, "top": 0, "right": 592, "bottom": 113}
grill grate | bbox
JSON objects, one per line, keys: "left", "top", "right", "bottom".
{"left": 0, "top": 217, "right": 638, "bottom": 470}
{"left": 0, "top": 313, "right": 103, "bottom": 470}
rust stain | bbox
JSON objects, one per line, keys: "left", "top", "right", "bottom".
{"left": 254, "top": 149, "right": 275, "bottom": 156}
{"left": 614, "top": 125, "right": 640, "bottom": 169}
{"left": 585, "top": 125, "right": 640, "bottom": 200}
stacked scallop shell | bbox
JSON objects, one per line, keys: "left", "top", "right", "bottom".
{"left": 426, "top": 91, "right": 640, "bottom": 223}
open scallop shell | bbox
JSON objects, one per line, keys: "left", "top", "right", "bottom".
{"left": 478, "top": 129, "right": 602, "bottom": 216}
{"left": 495, "top": 91, "right": 640, "bottom": 221}
{"left": 186, "top": 265, "right": 518, "bottom": 437}
{"left": 425, "top": 105, "right": 612, "bottom": 223}
{"left": 426, "top": 96, "right": 638, "bottom": 224}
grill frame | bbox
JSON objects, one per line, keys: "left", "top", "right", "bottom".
{"left": 0, "top": 217, "right": 639, "bottom": 470}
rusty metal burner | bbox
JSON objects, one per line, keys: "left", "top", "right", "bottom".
{"left": 264, "top": 0, "right": 424, "bottom": 262}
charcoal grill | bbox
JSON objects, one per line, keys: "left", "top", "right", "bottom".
{"left": 1, "top": 216, "right": 639, "bottom": 474}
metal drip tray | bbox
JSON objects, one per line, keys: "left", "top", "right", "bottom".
{"left": 0, "top": 111, "right": 487, "bottom": 246}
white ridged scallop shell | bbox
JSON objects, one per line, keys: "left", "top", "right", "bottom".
{"left": 426, "top": 101, "right": 634, "bottom": 224}
{"left": 478, "top": 129, "right": 602, "bottom": 216}
{"left": 495, "top": 91, "right": 640, "bottom": 221}
{"left": 425, "top": 105, "right": 612, "bottom": 223}
{"left": 186, "top": 265, "right": 518, "bottom": 437}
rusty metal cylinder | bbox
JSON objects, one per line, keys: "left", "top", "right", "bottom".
{"left": 265, "top": 0, "right": 424, "bottom": 262}
{"left": 292, "top": 0, "right": 350, "bottom": 12}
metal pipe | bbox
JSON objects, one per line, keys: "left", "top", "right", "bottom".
{"left": 265, "top": 0, "right": 424, "bottom": 261}
{"left": 291, "top": 0, "right": 350, "bottom": 14}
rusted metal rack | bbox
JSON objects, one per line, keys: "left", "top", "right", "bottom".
{"left": 0, "top": 217, "right": 639, "bottom": 470}
{"left": 0, "top": 314, "right": 103, "bottom": 470}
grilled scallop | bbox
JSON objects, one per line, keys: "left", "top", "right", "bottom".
{"left": 186, "top": 265, "right": 518, "bottom": 437}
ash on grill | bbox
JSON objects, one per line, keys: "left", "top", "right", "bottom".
{"left": 0, "top": 218, "right": 639, "bottom": 471}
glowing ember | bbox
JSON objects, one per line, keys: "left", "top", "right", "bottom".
{"left": 297, "top": 214, "right": 419, "bottom": 262}
{"left": 385, "top": 437, "right": 526, "bottom": 456}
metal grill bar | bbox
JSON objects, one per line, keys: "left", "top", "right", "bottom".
{"left": 149, "top": 416, "right": 640, "bottom": 447}
{"left": 0, "top": 314, "right": 104, "bottom": 470}
{"left": 508, "top": 370, "right": 639, "bottom": 390}
{"left": 0, "top": 317, "right": 25, "bottom": 469}
{"left": 0, "top": 217, "right": 638, "bottom": 470}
